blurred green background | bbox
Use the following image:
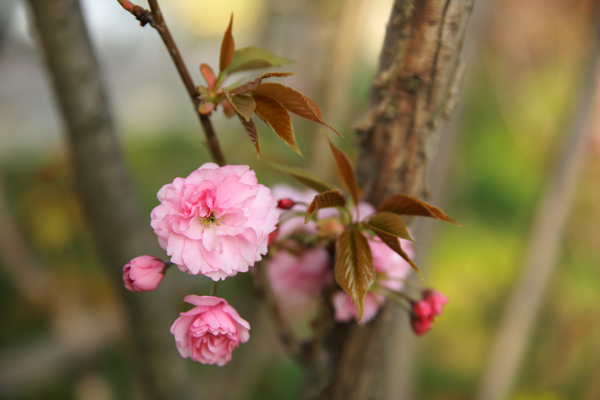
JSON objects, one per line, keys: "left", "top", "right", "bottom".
{"left": 1, "top": 0, "right": 599, "bottom": 399}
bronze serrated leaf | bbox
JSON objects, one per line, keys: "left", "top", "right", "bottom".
{"left": 378, "top": 194, "right": 461, "bottom": 226}
{"left": 328, "top": 138, "right": 360, "bottom": 210}
{"left": 334, "top": 228, "right": 376, "bottom": 322}
{"left": 372, "top": 229, "right": 423, "bottom": 280}
{"left": 251, "top": 83, "right": 341, "bottom": 137}
{"left": 304, "top": 190, "right": 346, "bottom": 224}
{"left": 366, "top": 211, "right": 414, "bottom": 242}
{"left": 219, "top": 14, "right": 235, "bottom": 73}
{"left": 254, "top": 94, "right": 302, "bottom": 156}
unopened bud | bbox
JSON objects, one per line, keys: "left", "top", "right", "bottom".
{"left": 277, "top": 198, "right": 295, "bottom": 210}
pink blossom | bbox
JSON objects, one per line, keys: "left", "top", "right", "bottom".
{"left": 267, "top": 247, "right": 332, "bottom": 313}
{"left": 151, "top": 163, "right": 279, "bottom": 281}
{"left": 170, "top": 295, "right": 250, "bottom": 366}
{"left": 122, "top": 255, "right": 167, "bottom": 292}
{"left": 424, "top": 290, "right": 449, "bottom": 316}
{"left": 332, "top": 291, "right": 383, "bottom": 324}
{"left": 332, "top": 236, "right": 414, "bottom": 323}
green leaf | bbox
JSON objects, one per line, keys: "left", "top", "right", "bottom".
{"left": 372, "top": 229, "right": 423, "bottom": 280}
{"left": 365, "top": 211, "right": 414, "bottom": 242}
{"left": 251, "top": 83, "right": 341, "bottom": 136}
{"left": 237, "top": 114, "right": 260, "bottom": 158}
{"left": 229, "top": 72, "right": 295, "bottom": 95}
{"left": 223, "top": 89, "right": 255, "bottom": 122}
{"left": 254, "top": 94, "right": 302, "bottom": 156}
{"left": 378, "top": 194, "right": 461, "bottom": 226}
{"left": 260, "top": 159, "right": 334, "bottom": 193}
{"left": 219, "top": 14, "right": 235, "bottom": 73}
{"left": 328, "top": 138, "right": 360, "bottom": 209}
{"left": 334, "top": 227, "right": 376, "bottom": 322}
{"left": 226, "top": 46, "right": 292, "bottom": 74}
{"left": 305, "top": 190, "right": 346, "bottom": 224}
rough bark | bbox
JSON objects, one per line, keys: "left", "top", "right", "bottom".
{"left": 27, "top": 1, "right": 196, "bottom": 399}
{"left": 300, "top": 1, "right": 475, "bottom": 399}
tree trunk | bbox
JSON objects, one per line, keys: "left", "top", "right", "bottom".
{"left": 300, "top": 1, "right": 475, "bottom": 398}
{"left": 27, "top": 1, "right": 197, "bottom": 399}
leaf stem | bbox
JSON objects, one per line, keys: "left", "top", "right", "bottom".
{"left": 118, "top": 0, "right": 227, "bottom": 166}
{"left": 209, "top": 281, "right": 219, "bottom": 296}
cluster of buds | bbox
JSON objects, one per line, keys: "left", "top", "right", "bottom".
{"left": 410, "top": 290, "right": 449, "bottom": 336}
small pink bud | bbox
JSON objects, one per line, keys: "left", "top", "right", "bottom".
{"left": 411, "top": 300, "right": 433, "bottom": 320}
{"left": 411, "top": 315, "right": 433, "bottom": 336}
{"left": 123, "top": 255, "right": 167, "bottom": 292}
{"left": 423, "top": 290, "right": 449, "bottom": 316}
{"left": 277, "top": 198, "right": 296, "bottom": 210}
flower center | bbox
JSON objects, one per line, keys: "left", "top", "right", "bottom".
{"left": 201, "top": 210, "right": 221, "bottom": 227}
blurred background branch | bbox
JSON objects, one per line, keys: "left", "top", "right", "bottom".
{"left": 476, "top": 7, "right": 600, "bottom": 400}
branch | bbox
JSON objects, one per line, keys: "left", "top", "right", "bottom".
{"left": 476, "top": 17, "right": 600, "bottom": 400}
{"left": 299, "top": 1, "right": 476, "bottom": 399}
{"left": 118, "top": 0, "right": 227, "bottom": 166}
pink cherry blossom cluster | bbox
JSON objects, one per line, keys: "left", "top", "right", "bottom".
{"left": 267, "top": 185, "right": 449, "bottom": 334}
{"left": 123, "top": 163, "right": 279, "bottom": 366}
{"left": 122, "top": 171, "right": 449, "bottom": 367}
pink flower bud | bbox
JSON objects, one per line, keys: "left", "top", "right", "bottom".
{"left": 171, "top": 295, "right": 250, "bottom": 366}
{"left": 411, "top": 314, "right": 433, "bottom": 336}
{"left": 122, "top": 255, "right": 167, "bottom": 292}
{"left": 411, "top": 300, "right": 433, "bottom": 320}
{"left": 277, "top": 198, "right": 296, "bottom": 210}
{"left": 424, "top": 290, "right": 449, "bottom": 316}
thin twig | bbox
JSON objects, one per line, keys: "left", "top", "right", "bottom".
{"left": 118, "top": 0, "right": 227, "bottom": 166}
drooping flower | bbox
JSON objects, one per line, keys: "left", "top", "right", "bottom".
{"left": 267, "top": 246, "right": 332, "bottom": 314}
{"left": 170, "top": 295, "right": 250, "bottom": 366}
{"left": 332, "top": 236, "right": 414, "bottom": 324}
{"left": 151, "top": 163, "right": 279, "bottom": 281}
{"left": 122, "top": 255, "right": 168, "bottom": 292}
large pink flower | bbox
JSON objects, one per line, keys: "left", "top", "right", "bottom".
{"left": 170, "top": 295, "right": 250, "bottom": 366}
{"left": 151, "top": 163, "right": 279, "bottom": 281}
{"left": 332, "top": 236, "right": 414, "bottom": 324}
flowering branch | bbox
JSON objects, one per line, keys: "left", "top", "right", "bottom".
{"left": 117, "top": 0, "right": 227, "bottom": 166}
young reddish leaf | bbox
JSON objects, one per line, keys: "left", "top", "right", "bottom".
{"left": 226, "top": 46, "right": 293, "bottom": 74}
{"left": 334, "top": 227, "right": 376, "bottom": 322}
{"left": 223, "top": 89, "right": 255, "bottom": 122}
{"left": 219, "top": 14, "right": 235, "bottom": 72}
{"left": 372, "top": 229, "right": 423, "bottom": 280}
{"left": 378, "top": 194, "right": 461, "bottom": 226}
{"left": 254, "top": 94, "right": 302, "bottom": 156}
{"left": 328, "top": 138, "right": 360, "bottom": 208}
{"left": 365, "top": 211, "right": 414, "bottom": 242}
{"left": 200, "top": 63, "right": 216, "bottom": 90}
{"left": 251, "top": 83, "right": 341, "bottom": 136}
{"left": 304, "top": 190, "right": 347, "bottom": 224}
{"left": 198, "top": 100, "right": 215, "bottom": 115}
{"left": 229, "top": 72, "right": 295, "bottom": 95}
{"left": 237, "top": 114, "right": 260, "bottom": 158}
{"left": 260, "top": 159, "right": 333, "bottom": 193}
{"left": 220, "top": 99, "right": 236, "bottom": 118}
